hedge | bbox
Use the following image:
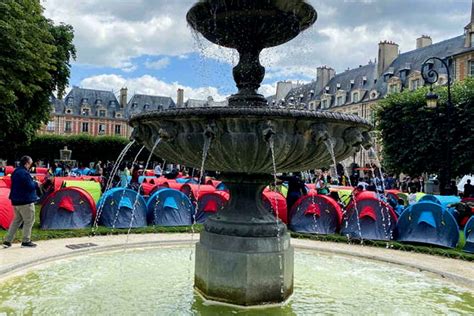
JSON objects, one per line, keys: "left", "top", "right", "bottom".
{"left": 6, "top": 134, "right": 155, "bottom": 165}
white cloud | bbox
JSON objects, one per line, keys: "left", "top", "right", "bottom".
{"left": 144, "top": 57, "right": 171, "bottom": 70}
{"left": 80, "top": 74, "right": 227, "bottom": 102}
{"left": 43, "top": 0, "right": 470, "bottom": 79}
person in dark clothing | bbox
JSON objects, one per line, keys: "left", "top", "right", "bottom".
{"left": 3, "top": 156, "right": 39, "bottom": 248}
{"left": 464, "top": 180, "right": 473, "bottom": 198}
{"left": 277, "top": 173, "right": 308, "bottom": 211}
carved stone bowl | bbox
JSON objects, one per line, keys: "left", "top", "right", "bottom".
{"left": 186, "top": 0, "right": 317, "bottom": 50}
{"left": 129, "top": 107, "right": 372, "bottom": 174}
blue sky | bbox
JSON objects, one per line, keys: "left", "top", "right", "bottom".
{"left": 43, "top": 0, "right": 473, "bottom": 101}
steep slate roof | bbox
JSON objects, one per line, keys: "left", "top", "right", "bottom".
{"left": 374, "top": 35, "right": 464, "bottom": 95}
{"left": 126, "top": 94, "right": 176, "bottom": 117}
{"left": 284, "top": 62, "right": 377, "bottom": 107}
{"left": 61, "top": 87, "right": 122, "bottom": 119}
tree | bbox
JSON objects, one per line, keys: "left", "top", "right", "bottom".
{"left": 0, "top": 0, "right": 76, "bottom": 152}
{"left": 376, "top": 77, "right": 474, "bottom": 192}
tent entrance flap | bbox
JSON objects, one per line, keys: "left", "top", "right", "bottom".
{"left": 58, "top": 196, "right": 75, "bottom": 212}
{"left": 417, "top": 210, "right": 437, "bottom": 228}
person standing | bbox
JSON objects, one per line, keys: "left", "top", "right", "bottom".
{"left": 3, "top": 156, "right": 39, "bottom": 248}
{"left": 154, "top": 163, "right": 162, "bottom": 177}
{"left": 464, "top": 179, "right": 473, "bottom": 198}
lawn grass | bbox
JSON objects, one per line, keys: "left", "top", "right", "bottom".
{"left": 1, "top": 206, "right": 472, "bottom": 262}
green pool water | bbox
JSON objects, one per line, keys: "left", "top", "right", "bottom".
{"left": 0, "top": 246, "right": 473, "bottom": 315}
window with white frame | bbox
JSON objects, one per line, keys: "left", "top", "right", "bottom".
{"left": 47, "top": 120, "right": 55, "bottom": 132}
{"left": 388, "top": 83, "right": 400, "bottom": 94}
{"left": 336, "top": 95, "right": 344, "bottom": 106}
{"left": 321, "top": 99, "right": 328, "bottom": 109}
{"left": 99, "top": 109, "right": 106, "bottom": 117}
{"left": 98, "top": 124, "right": 106, "bottom": 135}
{"left": 410, "top": 78, "right": 421, "bottom": 91}
{"left": 352, "top": 92, "right": 359, "bottom": 103}
{"left": 65, "top": 121, "right": 72, "bottom": 132}
{"left": 82, "top": 122, "right": 89, "bottom": 133}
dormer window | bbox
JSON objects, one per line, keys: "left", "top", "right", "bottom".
{"left": 321, "top": 99, "right": 329, "bottom": 109}
{"left": 132, "top": 103, "right": 138, "bottom": 109}
{"left": 370, "top": 91, "right": 378, "bottom": 100}
{"left": 325, "top": 86, "right": 330, "bottom": 93}
{"left": 110, "top": 101, "right": 116, "bottom": 107}
{"left": 99, "top": 109, "right": 106, "bottom": 117}
{"left": 336, "top": 83, "right": 341, "bottom": 89}
{"left": 388, "top": 83, "right": 400, "bottom": 94}
{"left": 81, "top": 108, "right": 90, "bottom": 116}
{"left": 116, "top": 112, "right": 122, "bottom": 118}
{"left": 410, "top": 78, "right": 421, "bottom": 91}
{"left": 67, "top": 97, "right": 74, "bottom": 106}
{"left": 336, "top": 95, "right": 344, "bottom": 106}
{"left": 350, "top": 80, "right": 355, "bottom": 88}
{"left": 81, "top": 98, "right": 88, "bottom": 105}
{"left": 362, "top": 76, "right": 367, "bottom": 83}
{"left": 352, "top": 92, "right": 360, "bottom": 103}
{"left": 95, "top": 99, "right": 102, "bottom": 106}
{"left": 143, "top": 104, "right": 150, "bottom": 110}
{"left": 65, "top": 108, "right": 73, "bottom": 115}
{"left": 157, "top": 105, "right": 163, "bottom": 111}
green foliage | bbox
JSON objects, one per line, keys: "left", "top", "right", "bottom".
{"left": 376, "top": 78, "right": 474, "bottom": 177}
{"left": 0, "top": 0, "right": 76, "bottom": 152}
{"left": 12, "top": 134, "right": 153, "bottom": 164}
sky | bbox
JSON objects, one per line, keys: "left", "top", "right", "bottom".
{"left": 42, "top": 0, "right": 472, "bottom": 101}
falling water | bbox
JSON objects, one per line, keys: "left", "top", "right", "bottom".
{"left": 367, "top": 147, "right": 393, "bottom": 242}
{"left": 91, "top": 140, "right": 136, "bottom": 235}
{"left": 324, "top": 139, "right": 363, "bottom": 242}
{"left": 268, "top": 137, "right": 285, "bottom": 296}
{"left": 126, "top": 137, "right": 162, "bottom": 241}
{"left": 111, "top": 145, "right": 146, "bottom": 231}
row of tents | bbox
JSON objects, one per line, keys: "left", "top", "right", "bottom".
{"left": 0, "top": 174, "right": 473, "bottom": 253}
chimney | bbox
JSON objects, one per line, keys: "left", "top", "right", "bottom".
{"left": 416, "top": 35, "right": 432, "bottom": 49}
{"left": 276, "top": 81, "right": 295, "bottom": 101}
{"left": 119, "top": 87, "right": 128, "bottom": 109}
{"left": 177, "top": 88, "right": 184, "bottom": 107}
{"left": 316, "top": 66, "right": 335, "bottom": 94}
{"left": 377, "top": 41, "right": 399, "bottom": 77}
{"left": 465, "top": 0, "right": 474, "bottom": 47}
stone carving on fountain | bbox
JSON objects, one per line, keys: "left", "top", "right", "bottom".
{"left": 129, "top": 0, "right": 372, "bottom": 307}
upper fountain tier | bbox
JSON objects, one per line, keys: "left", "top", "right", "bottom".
{"left": 187, "top": 0, "right": 317, "bottom": 107}
{"left": 186, "top": 0, "right": 317, "bottom": 50}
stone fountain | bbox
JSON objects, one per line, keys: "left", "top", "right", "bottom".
{"left": 129, "top": 0, "right": 372, "bottom": 307}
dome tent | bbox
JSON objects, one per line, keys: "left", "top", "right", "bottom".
{"left": 396, "top": 201, "right": 459, "bottom": 249}
{"left": 147, "top": 189, "right": 193, "bottom": 226}
{"left": 0, "top": 188, "right": 14, "bottom": 230}
{"left": 289, "top": 193, "right": 343, "bottom": 234}
{"left": 262, "top": 189, "right": 288, "bottom": 224}
{"left": 63, "top": 180, "right": 102, "bottom": 203}
{"left": 40, "top": 187, "right": 96, "bottom": 229}
{"left": 195, "top": 191, "right": 229, "bottom": 224}
{"left": 97, "top": 188, "right": 147, "bottom": 228}
{"left": 463, "top": 216, "right": 474, "bottom": 253}
{"left": 341, "top": 191, "right": 398, "bottom": 241}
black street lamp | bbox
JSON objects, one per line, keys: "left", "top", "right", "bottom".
{"left": 421, "top": 56, "right": 454, "bottom": 195}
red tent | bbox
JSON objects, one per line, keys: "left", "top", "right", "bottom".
{"left": 0, "top": 177, "right": 11, "bottom": 188}
{"left": 4, "top": 166, "right": 14, "bottom": 175}
{"left": 180, "top": 184, "right": 216, "bottom": 201}
{"left": 0, "top": 188, "right": 14, "bottom": 230}
{"left": 262, "top": 189, "right": 288, "bottom": 223}
{"left": 34, "top": 167, "right": 48, "bottom": 174}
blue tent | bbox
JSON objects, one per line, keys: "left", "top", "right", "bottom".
{"left": 289, "top": 194, "right": 343, "bottom": 234}
{"left": 340, "top": 193, "right": 398, "bottom": 241}
{"left": 40, "top": 187, "right": 96, "bottom": 229}
{"left": 97, "top": 188, "right": 147, "bottom": 228}
{"left": 463, "top": 216, "right": 474, "bottom": 253}
{"left": 396, "top": 201, "right": 459, "bottom": 248}
{"left": 419, "top": 195, "right": 460, "bottom": 212}
{"left": 147, "top": 189, "right": 193, "bottom": 226}
{"left": 176, "top": 178, "right": 198, "bottom": 184}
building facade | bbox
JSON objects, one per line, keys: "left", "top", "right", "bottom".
{"left": 39, "top": 87, "right": 131, "bottom": 137}
{"left": 273, "top": 1, "right": 474, "bottom": 169}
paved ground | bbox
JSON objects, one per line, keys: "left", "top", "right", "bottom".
{"left": 1, "top": 234, "right": 473, "bottom": 288}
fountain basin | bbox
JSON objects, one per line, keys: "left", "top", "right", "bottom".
{"left": 1, "top": 242, "right": 473, "bottom": 314}
{"left": 129, "top": 107, "right": 372, "bottom": 174}
{"left": 187, "top": 0, "right": 317, "bottom": 50}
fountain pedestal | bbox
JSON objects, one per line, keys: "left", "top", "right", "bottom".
{"left": 194, "top": 174, "right": 294, "bottom": 306}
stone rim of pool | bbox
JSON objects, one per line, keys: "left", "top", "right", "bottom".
{"left": 1, "top": 234, "right": 473, "bottom": 292}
